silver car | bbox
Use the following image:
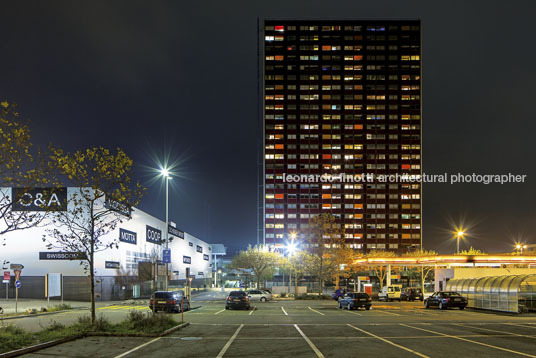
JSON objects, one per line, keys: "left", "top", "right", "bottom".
{"left": 247, "top": 289, "right": 272, "bottom": 302}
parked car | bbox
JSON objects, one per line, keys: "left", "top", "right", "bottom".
{"left": 149, "top": 291, "right": 190, "bottom": 313}
{"left": 332, "top": 289, "right": 345, "bottom": 301}
{"left": 246, "top": 289, "right": 272, "bottom": 302}
{"left": 225, "top": 291, "right": 251, "bottom": 310}
{"left": 401, "top": 287, "right": 424, "bottom": 301}
{"left": 424, "top": 291, "right": 467, "bottom": 310}
{"left": 338, "top": 292, "right": 372, "bottom": 310}
{"left": 378, "top": 285, "right": 402, "bottom": 301}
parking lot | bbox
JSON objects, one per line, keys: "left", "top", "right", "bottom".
{"left": 23, "top": 300, "right": 536, "bottom": 357}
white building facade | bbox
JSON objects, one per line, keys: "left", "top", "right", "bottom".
{"left": 0, "top": 187, "right": 212, "bottom": 301}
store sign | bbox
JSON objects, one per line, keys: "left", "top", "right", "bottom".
{"left": 146, "top": 225, "right": 162, "bottom": 245}
{"left": 39, "top": 252, "right": 82, "bottom": 260}
{"left": 104, "top": 197, "right": 131, "bottom": 217}
{"left": 119, "top": 228, "right": 137, "bottom": 245}
{"left": 168, "top": 225, "right": 184, "bottom": 239}
{"left": 203, "top": 254, "right": 209, "bottom": 261}
{"left": 196, "top": 245, "right": 203, "bottom": 253}
{"left": 12, "top": 187, "right": 67, "bottom": 211}
{"left": 183, "top": 256, "right": 191, "bottom": 264}
{"left": 105, "top": 261, "right": 120, "bottom": 269}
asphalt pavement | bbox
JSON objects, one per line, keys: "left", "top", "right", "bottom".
{"left": 16, "top": 299, "right": 536, "bottom": 357}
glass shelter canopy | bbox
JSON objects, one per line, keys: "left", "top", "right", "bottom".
{"left": 446, "top": 274, "right": 536, "bottom": 313}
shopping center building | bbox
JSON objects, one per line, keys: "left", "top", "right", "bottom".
{"left": 0, "top": 187, "right": 213, "bottom": 301}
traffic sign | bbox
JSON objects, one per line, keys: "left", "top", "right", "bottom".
{"left": 14, "top": 269, "right": 21, "bottom": 280}
{"left": 188, "top": 277, "right": 193, "bottom": 283}
{"left": 10, "top": 264, "right": 24, "bottom": 270}
{"left": 163, "top": 249, "right": 171, "bottom": 264}
{"left": 2, "top": 271, "right": 9, "bottom": 283}
{"left": 15, "top": 280, "right": 21, "bottom": 289}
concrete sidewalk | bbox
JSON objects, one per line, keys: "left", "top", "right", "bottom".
{"left": 0, "top": 298, "right": 128, "bottom": 315}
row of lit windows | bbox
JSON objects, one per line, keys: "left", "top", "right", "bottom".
{"left": 266, "top": 124, "right": 420, "bottom": 131}
{"left": 265, "top": 25, "right": 420, "bottom": 32}
{"left": 266, "top": 75, "right": 420, "bottom": 86}
{"left": 266, "top": 55, "right": 419, "bottom": 61}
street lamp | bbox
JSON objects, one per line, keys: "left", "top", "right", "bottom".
{"left": 286, "top": 232, "right": 298, "bottom": 295}
{"left": 516, "top": 244, "right": 527, "bottom": 254}
{"left": 456, "top": 231, "right": 465, "bottom": 254}
{"left": 160, "top": 167, "right": 171, "bottom": 291}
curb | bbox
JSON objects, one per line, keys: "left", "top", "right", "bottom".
{"left": 0, "top": 308, "right": 88, "bottom": 321}
{"left": 0, "top": 321, "right": 190, "bottom": 357}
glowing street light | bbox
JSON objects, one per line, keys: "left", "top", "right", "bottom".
{"left": 286, "top": 232, "right": 298, "bottom": 295}
{"left": 456, "top": 230, "right": 465, "bottom": 254}
{"left": 515, "top": 244, "right": 528, "bottom": 254}
{"left": 160, "top": 167, "right": 172, "bottom": 290}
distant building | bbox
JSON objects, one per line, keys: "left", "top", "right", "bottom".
{"left": 0, "top": 187, "right": 212, "bottom": 301}
{"left": 263, "top": 20, "right": 422, "bottom": 252}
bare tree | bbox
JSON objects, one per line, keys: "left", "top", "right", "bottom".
{"left": 0, "top": 101, "right": 57, "bottom": 246}
{"left": 302, "top": 213, "right": 346, "bottom": 294}
{"left": 43, "top": 147, "right": 144, "bottom": 324}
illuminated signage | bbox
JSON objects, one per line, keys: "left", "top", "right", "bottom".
{"left": 146, "top": 225, "right": 162, "bottom": 245}
{"left": 119, "top": 228, "right": 137, "bottom": 245}
{"left": 12, "top": 188, "right": 67, "bottom": 211}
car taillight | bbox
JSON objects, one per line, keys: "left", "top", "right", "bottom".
{"left": 445, "top": 298, "right": 450, "bottom": 302}
{"left": 367, "top": 298, "right": 371, "bottom": 301}
{"left": 168, "top": 299, "right": 176, "bottom": 304}
{"left": 227, "top": 297, "right": 232, "bottom": 301}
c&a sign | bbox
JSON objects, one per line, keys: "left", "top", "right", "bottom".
{"left": 12, "top": 188, "right": 67, "bottom": 211}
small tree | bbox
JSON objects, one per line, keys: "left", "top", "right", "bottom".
{"left": 43, "top": 147, "right": 144, "bottom": 324}
{"left": 302, "top": 213, "right": 346, "bottom": 294}
{"left": 404, "top": 249, "right": 438, "bottom": 292}
{"left": 230, "top": 245, "right": 281, "bottom": 289}
{"left": 364, "top": 250, "right": 397, "bottom": 289}
{"left": 458, "top": 247, "right": 486, "bottom": 255}
{"left": 0, "top": 101, "right": 56, "bottom": 245}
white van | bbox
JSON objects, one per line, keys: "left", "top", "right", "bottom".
{"left": 378, "top": 285, "right": 402, "bottom": 301}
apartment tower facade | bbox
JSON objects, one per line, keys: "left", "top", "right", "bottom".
{"left": 262, "top": 20, "right": 422, "bottom": 252}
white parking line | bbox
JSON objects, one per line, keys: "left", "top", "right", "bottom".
{"left": 249, "top": 307, "right": 256, "bottom": 315}
{"left": 507, "top": 323, "right": 536, "bottom": 329}
{"left": 452, "top": 323, "right": 534, "bottom": 338}
{"left": 214, "top": 309, "right": 226, "bottom": 315}
{"left": 281, "top": 306, "right": 288, "bottom": 315}
{"left": 294, "top": 324, "right": 325, "bottom": 358}
{"left": 400, "top": 323, "right": 536, "bottom": 358}
{"left": 375, "top": 309, "right": 400, "bottom": 316}
{"left": 216, "top": 324, "right": 243, "bottom": 358}
{"left": 113, "top": 337, "right": 162, "bottom": 358}
{"left": 344, "top": 309, "right": 362, "bottom": 316}
{"left": 308, "top": 306, "right": 325, "bottom": 316}
{"left": 348, "top": 324, "right": 430, "bottom": 358}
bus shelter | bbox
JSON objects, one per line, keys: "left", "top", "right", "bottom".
{"left": 446, "top": 274, "right": 536, "bottom": 313}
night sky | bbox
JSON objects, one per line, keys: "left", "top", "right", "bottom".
{"left": 1, "top": 1, "right": 535, "bottom": 254}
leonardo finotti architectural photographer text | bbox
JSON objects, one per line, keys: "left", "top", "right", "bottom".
{"left": 282, "top": 173, "right": 527, "bottom": 185}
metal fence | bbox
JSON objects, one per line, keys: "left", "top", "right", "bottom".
{"left": 446, "top": 274, "right": 536, "bottom": 313}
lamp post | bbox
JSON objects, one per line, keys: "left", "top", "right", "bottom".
{"left": 160, "top": 168, "right": 171, "bottom": 291}
{"left": 286, "top": 232, "right": 297, "bottom": 295}
{"left": 456, "top": 231, "right": 464, "bottom": 254}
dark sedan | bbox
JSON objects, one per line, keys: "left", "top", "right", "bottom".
{"left": 424, "top": 291, "right": 467, "bottom": 310}
{"left": 401, "top": 287, "right": 424, "bottom": 301}
{"left": 149, "top": 291, "right": 190, "bottom": 313}
{"left": 225, "top": 290, "right": 251, "bottom": 310}
{"left": 338, "top": 292, "right": 372, "bottom": 310}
